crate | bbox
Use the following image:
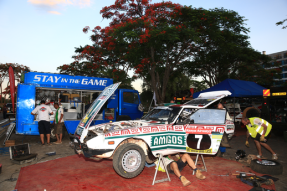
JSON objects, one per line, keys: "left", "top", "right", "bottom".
{"left": 5, "top": 140, "right": 15, "bottom": 147}
{"left": 9, "top": 144, "right": 37, "bottom": 165}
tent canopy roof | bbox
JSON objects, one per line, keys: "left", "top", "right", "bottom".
{"left": 193, "top": 79, "right": 266, "bottom": 98}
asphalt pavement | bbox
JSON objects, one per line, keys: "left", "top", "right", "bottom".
{"left": 0, "top": 118, "right": 286, "bottom": 191}
{"left": 220, "top": 123, "right": 287, "bottom": 191}
{"left": 0, "top": 117, "right": 75, "bottom": 191}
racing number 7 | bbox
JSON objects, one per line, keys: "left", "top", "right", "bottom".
{"left": 195, "top": 135, "right": 203, "bottom": 149}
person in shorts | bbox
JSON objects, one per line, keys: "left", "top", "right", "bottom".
{"left": 52, "top": 103, "right": 64, "bottom": 144}
{"left": 156, "top": 153, "right": 206, "bottom": 187}
{"left": 31, "top": 100, "right": 53, "bottom": 145}
{"left": 242, "top": 117, "right": 278, "bottom": 160}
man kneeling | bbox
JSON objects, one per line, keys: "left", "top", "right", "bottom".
{"left": 157, "top": 153, "right": 206, "bottom": 186}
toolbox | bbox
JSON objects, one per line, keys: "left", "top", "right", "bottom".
{"left": 9, "top": 143, "right": 37, "bottom": 165}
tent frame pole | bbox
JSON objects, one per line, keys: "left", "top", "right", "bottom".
{"left": 233, "top": 96, "right": 236, "bottom": 123}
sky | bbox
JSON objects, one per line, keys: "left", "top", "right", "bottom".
{"left": 0, "top": 0, "right": 286, "bottom": 92}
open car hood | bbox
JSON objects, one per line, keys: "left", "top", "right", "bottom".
{"left": 75, "top": 82, "right": 121, "bottom": 142}
{"left": 184, "top": 90, "right": 231, "bottom": 108}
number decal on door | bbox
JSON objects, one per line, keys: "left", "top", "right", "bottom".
{"left": 186, "top": 134, "right": 212, "bottom": 150}
{"left": 195, "top": 135, "right": 203, "bottom": 149}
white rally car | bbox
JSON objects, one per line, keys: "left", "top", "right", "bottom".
{"left": 72, "top": 84, "right": 234, "bottom": 178}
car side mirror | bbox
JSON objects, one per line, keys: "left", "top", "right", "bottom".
{"left": 190, "top": 119, "right": 194, "bottom": 124}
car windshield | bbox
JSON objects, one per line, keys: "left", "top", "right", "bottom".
{"left": 188, "top": 109, "right": 226, "bottom": 124}
{"left": 184, "top": 98, "right": 217, "bottom": 107}
{"left": 143, "top": 107, "right": 182, "bottom": 123}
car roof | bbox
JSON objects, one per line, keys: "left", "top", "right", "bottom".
{"left": 151, "top": 91, "right": 231, "bottom": 110}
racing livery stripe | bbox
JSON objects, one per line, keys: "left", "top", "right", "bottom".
{"left": 151, "top": 146, "right": 186, "bottom": 151}
{"left": 105, "top": 131, "right": 186, "bottom": 140}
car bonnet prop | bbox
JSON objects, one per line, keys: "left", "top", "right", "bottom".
{"left": 77, "top": 82, "right": 121, "bottom": 142}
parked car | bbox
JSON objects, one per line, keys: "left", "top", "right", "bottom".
{"left": 72, "top": 89, "right": 234, "bottom": 178}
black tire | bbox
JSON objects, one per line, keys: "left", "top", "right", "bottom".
{"left": 113, "top": 143, "right": 145, "bottom": 179}
{"left": 243, "top": 107, "right": 260, "bottom": 118}
{"left": 116, "top": 115, "right": 131, "bottom": 121}
{"left": 250, "top": 159, "right": 283, "bottom": 175}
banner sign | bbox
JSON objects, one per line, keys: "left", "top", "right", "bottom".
{"left": 24, "top": 72, "right": 113, "bottom": 90}
{"left": 186, "top": 128, "right": 212, "bottom": 134}
{"left": 263, "top": 89, "right": 270, "bottom": 96}
{"left": 186, "top": 148, "right": 212, "bottom": 153}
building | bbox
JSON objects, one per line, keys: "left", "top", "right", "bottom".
{"left": 266, "top": 50, "right": 287, "bottom": 86}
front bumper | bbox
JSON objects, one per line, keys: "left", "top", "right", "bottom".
{"left": 70, "top": 134, "right": 113, "bottom": 158}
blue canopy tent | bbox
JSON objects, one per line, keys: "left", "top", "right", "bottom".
{"left": 193, "top": 79, "right": 266, "bottom": 98}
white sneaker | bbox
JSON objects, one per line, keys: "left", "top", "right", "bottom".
{"left": 256, "top": 155, "right": 263, "bottom": 159}
{"left": 272, "top": 154, "right": 278, "bottom": 160}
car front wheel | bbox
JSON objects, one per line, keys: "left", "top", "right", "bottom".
{"left": 113, "top": 143, "right": 145, "bottom": 178}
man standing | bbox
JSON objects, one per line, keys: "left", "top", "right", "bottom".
{"left": 52, "top": 103, "right": 64, "bottom": 144}
{"left": 31, "top": 100, "right": 53, "bottom": 145}
{"left": 217, "top": 103, "right": 232, "bottom": 121}
{"left": 241, "top": 117, "right": 278, "bottom": 160}
{"left": 156, "top": 153, "right": 206, "bottom": 187}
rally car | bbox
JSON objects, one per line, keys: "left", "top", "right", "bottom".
{"left": 72, "top": 84, "right": 234, "bottom": 178}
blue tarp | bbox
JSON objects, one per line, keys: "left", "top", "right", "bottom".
{"left": 193, "top": 79, "right": 266, "bottom": 98}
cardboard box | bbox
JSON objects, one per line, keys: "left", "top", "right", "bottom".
{"left": 5, "top": 140, "right": 15, "bottom": 147}
{"left": 62, "top": 93, "right": 80, "bottom": 99}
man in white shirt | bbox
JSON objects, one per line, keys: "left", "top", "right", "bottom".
{"left": 31, "top": 100, "right": 53, "bottom": 145}
{"left": 52, "top": 103, "right": 64, "bottom": 144}
{"left": 218, "top": 103, "right": 232, "bottom": 121}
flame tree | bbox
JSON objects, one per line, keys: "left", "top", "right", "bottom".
{"left": 59, "top": 0, "right": 263, "bottom": 103}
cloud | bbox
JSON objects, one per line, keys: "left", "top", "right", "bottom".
{"left": 48, "top": 10, "right": 61, "bottom": 14}
{"left": 28, "top": 0, "right": 91, "bottom": 8}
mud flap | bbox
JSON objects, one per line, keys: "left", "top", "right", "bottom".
{"left": 220, "top": 132, "right": 231, "bottom": 148}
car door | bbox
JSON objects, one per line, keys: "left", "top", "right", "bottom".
{"left": 119, "top": 89, "right": 142, "bottom": 119}
{"left": 184, "top": 109, "right": 226, "bottom": 155}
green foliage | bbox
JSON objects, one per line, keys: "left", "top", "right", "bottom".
{"left": 57, "top": 48, "right": 135, "bottom": 89}
{"left": 186, "top": 11, "right": 278, "bottom": 87}
{"left": 98, "top": 3, "right": 255, "bottom": 103}
{"left": 276, "top": 18, "right": 287, "bottom": 29}
{"left": 0, "top": 63, "right": 30, "bottom": 103}
{"left": 190, "top": 80, "right": 208, "bottom": 92}
{"left": 65, "top": 1, "right": 271, "bottom": 103}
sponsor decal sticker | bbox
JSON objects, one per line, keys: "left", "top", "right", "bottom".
{"left": 186, "top": 147, "right": 212, "bottom": 153}
{"left": 151, "top": 135, "right": 185, "bottom": 147}
{"left": 215, "top": 126, "right": 225, "bottom": 133}
{"left": 212, "top": 135, "right": 223, "bottom": 139}
{"left": 186, "top": 129, "right": 212, "bottom": 134}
